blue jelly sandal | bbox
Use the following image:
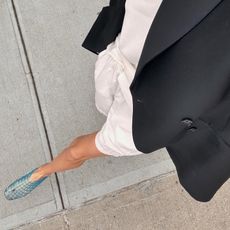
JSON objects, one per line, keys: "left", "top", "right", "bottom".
{"left": 4, "top": 167, "right": 48, "bottom": 200}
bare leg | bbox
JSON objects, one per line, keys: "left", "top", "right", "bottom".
{"left": 29, "top": 131, "right": 108, "bottom": 182}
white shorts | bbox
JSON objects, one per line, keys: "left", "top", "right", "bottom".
{"left": 94, "top": 34, "right": 144, "bottom": 157}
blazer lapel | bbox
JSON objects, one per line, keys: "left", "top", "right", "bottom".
{"left": 129, "top": 0, "right": 224, "bottom": 91}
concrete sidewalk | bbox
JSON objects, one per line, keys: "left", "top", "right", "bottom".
{"left": 1, "top": 0, "right": 177, "bottom": 228}
{"left": 15, "top": 171, "right": 230, "bottom": 230}
{"left": 2, "top": 0, "right": 230, "bottom": 229}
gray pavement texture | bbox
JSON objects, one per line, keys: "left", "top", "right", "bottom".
{"left": 1, "top": 0, "right": 230, "bottom": 229}
{"left": 14, "top": 171, "right": 230, "bottom": 230}
{"left": 2, "top": 0, "right": 177, "bottom": 228}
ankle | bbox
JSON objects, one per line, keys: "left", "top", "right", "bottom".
{"left": 36, "top": 163, "right": 51, "bottom": 177}
{"left": 29, "top": 164, "right": 50, "bottom": 182}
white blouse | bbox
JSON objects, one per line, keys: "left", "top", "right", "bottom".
{"left": 118, "top": 0, "right": 163, "bottom": 69}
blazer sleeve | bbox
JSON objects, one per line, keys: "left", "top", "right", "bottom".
{"left": 81, "top": 0, "right": 126, "bottom": 55}
{"left": 165, "top": 87, "right": 230, "bottom": 202}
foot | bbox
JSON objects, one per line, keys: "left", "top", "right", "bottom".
{"left": 4, "top": 168, "right": 48, "bottom": 200}
{"left": 29, "top": 167, "right": 47, "bottom": 182}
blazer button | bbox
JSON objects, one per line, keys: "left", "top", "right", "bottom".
{"left": 181, "top": 118, "right": 193, "bottom": 127}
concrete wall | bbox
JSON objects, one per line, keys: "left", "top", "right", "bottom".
{"left": 0, "top": 0, "right": 174, "bottom": 229}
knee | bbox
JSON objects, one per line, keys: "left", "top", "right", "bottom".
{"left": 69, "top": 136, "right": 87, "bottom": 161}
{"left": 68, "top": 132, "right": 101, "bottom": 161}
{"left": 68, "top": 145, "right": 87, "bottom": 161}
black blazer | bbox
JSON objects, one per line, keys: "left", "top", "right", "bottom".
{"left": 82, "top": 0, "right": 230, "bottom": 202}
